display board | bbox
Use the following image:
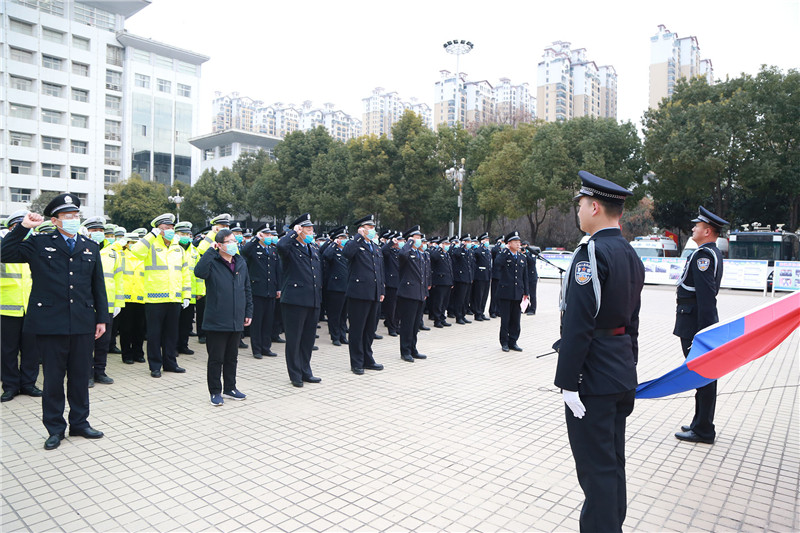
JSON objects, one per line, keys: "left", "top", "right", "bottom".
{"left": 721, "top": 260, "right": 769, "bottom": 291}
{"left": 773, "top": 261, "right": 800, "bottom": 292}
{"left": 536, "top": 253, "right": 573, "bottom": 279}
{"left": 641, "top": 257, "right": 687, "bottom": 285}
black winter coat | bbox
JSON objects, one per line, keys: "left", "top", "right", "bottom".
{"left": 194, "top": 249, "right": 253, "bottom": 332}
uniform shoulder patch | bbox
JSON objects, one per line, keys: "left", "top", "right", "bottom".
{"left": 697, "top": 257, "right": 710, "bottom": 272}
{"left": 575, "top": 261, "right": 592, "bottom": 285}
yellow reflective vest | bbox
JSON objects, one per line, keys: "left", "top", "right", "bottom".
{"left": 0, "top": 261, "right": 31, "bottom": 317}
{"left": 183, "top": 243, "right": 205, "bottom": 303}
{"left": 100, "top": 242, "right": 125, "bottom": 314}
{"left": 121, "top": 247, "right": 145, "bottom": 304}
{"left": 129, "top": 233, "right": 191, "bottom": 304}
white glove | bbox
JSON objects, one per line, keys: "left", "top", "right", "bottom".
{"left": 151, "top": 227, "right": 161, "bottom": 236}
{"left": 182, "top": 298, "right": 190, "bottom": 309}
{"left": 563, "top": 390, "right": 586, "bottom": 419}
{"left": 113, "top": 307, "right": 121, "bottom": 317}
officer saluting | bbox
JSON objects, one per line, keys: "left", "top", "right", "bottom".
{"left": 554, "top": 171, "right": 644, "bottom": 533}
{"left": 493, "top": 231, "right": 528, "bottom": 352}
{"left": 0, "top": 194, "right": 109, "bottom": 450}
{"left": 673, "top": 206, "right": 728, "bottom": 444}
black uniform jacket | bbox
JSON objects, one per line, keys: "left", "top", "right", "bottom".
{"left": 451, "top": 245, "right": 473, "bottom": 283}
{"left": 397, "top": 245, "right": 426, "bottom": 301}
{"left": 322, "top": 243, "right": 349, "bottom": 293}
{"left": 422, "top": 250, "right": 431, "bottom": 296}
{"left": 276, "top": 231, "right": 322, "bottom": 308}
{"left": 240, "top": 239, "right": 280, "bottom": 298}
{"left": 554, "top": 228, "right": 645, "bottom": 395}
{"left": 472, "top": 246, "right": 492, "bottom": 282}
{"left": 673, "top": 243, "right": 723, "bottom": 339}
{"left": 524, "top": 250, "right": 539, "bottom": 285}
{"left": 343, "top": 234, "right": 385, "bottom": 301}
{"left": 430, "top": 247, "right": 453, "bottom": 286}
{"left": 493, "top": 249, "right": 529, "bottom": 300}
{"left": 490, "top": 243, "right": 503, "bottom": 280}
{"left": 381, "top": 243, "right": 400, "bottom": 289}
{"left": 0, "top": 224, "right": 109, "bottom": 335}
{"left": 194, "top": 249, "right": 253, "bottom": 332}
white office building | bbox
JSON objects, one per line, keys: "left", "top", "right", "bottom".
{"left": 2, "top": 0, "right": 208, "bottom": 217}
{"left": 189, "top": 129, "right": 281, "bottom": 176}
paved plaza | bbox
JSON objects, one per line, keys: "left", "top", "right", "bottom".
{"left": 2, "top": 280, "right": 798, "bottom": 532}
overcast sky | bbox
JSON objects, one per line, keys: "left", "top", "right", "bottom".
{"left": 125, "top": 0, "right": 800, "bottom": 135}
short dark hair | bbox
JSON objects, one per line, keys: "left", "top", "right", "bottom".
{"left": 215, "top": 229, "right": 233, "bottom": 243}
{"left": 595, "top": 197, "right": 624, "bottom": 218}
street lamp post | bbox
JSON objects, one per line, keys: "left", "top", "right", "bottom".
{"left": 445, "top": 157, "right": 466, "bottom": 237}
{"left": 442, "top": 40, "right": 473, "bottom": 127}
{"left": 168, "top": 189, "right": 183, "bottom": 222}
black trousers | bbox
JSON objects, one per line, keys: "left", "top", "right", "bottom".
{"left": 566, "top": 389, "right": 635, "bottom": 533}
{"left": 195, "top": 296, "right": 206, "bottom": 337}
{"left": 178, "top": 303, "right": 195, "bottom": 350}
{"left": 347, "top": 297, "right": 379, "bottom": 369}
{"left": 205, "top": 331, "right": 240, "bottom": 394}
{"left": 111, "top": 314, "right": 121, "bottom": 347}
{"left": 397, "top": 297, "right": 424, "bottom": 356}
{"left": 1, "top": 315, "right": 39, "bottom": 392}
{"left": 145, "top": 302, "right": 181, "bottom": 372}
{"left": 489, "top": 278, "right": 500, "bottom": 315}
{"left": 325, "top": 290, "right": 347, "bottom": 342}
{"left": 272, "top": 299, "right": 284, "bottom": 339}
{"left": 471, "top": 280, "right": 490, "bottom": 318}
{"left": 681, "top": 337, "right": 717, "bottom": 440}
{"left": 449, "top": 282, "right": 471, "bottom": 319}
{"left": 92, "top": 320, "right": 111, "bottom": 375}
{"left": 498, "top": 298, "right": 522, "bottom": 346}
{"left": 281, "top": 303, "right": 317, "bottom": 383}
{"left": 428, "top": 285, "right": 451, "bottom": 324}
{"left": 251, "top": 295, "right": 276, "bottom": 356}
{"left": 382, "top": 287, "right": 399, "bottom": 334}
{"left": 119, "top": 302, "right": 146, "bottom": 362}
{"left": 526, "top": 279, "right": 538, "bottom": 313}
{"left": 38, "top": 334, "right": 94, "bottom": 436}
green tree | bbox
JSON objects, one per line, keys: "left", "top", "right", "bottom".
{"left": 181, "top": 167, "right": 245, "bottom": 225}
{"left": 105, "top": 174, "right": 170, "bottom": 229}
{"left": 247, "top": 162, "right": 285, "bottom": 226}
{"left": 346, "top": 135, "right": 401, "bottom": 227}
{"left": 301, "top": 142, "right": 353, "bottom": 226}
{"left": 28, "top": 190, "right": 61, "bottom": 215}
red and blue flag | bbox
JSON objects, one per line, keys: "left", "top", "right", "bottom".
{"left": 636, "top": 292, "right": 800, "bottom": 399}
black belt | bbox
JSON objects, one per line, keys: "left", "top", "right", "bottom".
{"left": 593, "top": 327, "right": 626, "bottom": 337}
{"left": 677, "top": 297, "right": 696, "bottom": 304}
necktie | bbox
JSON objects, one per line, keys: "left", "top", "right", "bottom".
{"left": 67, "top": 238, "right": 75, "bottom": 252}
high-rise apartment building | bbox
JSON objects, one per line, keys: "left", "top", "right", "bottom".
{"left": 2, "top": 0, "right": 208, "bottom": 217}
{"left": 649, "top": 25, "right": 714, "bottom": 109}
{"left": 494, "top": 77, "right": 534, "bottom": 126}
{"left": 362, "top": 87, "right": 431, "bottom": 138}
{"left": 536, "top": 41, "right": 617, "bottom": 122}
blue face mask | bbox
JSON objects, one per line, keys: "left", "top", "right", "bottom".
{"left": 162, "top": 229, "right": 175, "bottom": 241}
{"left": 443, "top": 245, "right": 450, "bottom": 252}
{"left": 224, "top": 242, "right": 238, "bottom": 255}
{"left": 235, "top": 234, "right": 243, "bottom": 243}
{"left": 422, "top": 244, "right": 428, "bottom": 251}
{"left": 303, "top": 234, "right": 314, "bottom": 244}
{"left": 366, "top": 228, "right": 376, "bottom": 240}
{"left": 61, "top": 218, "right": 81, "bottom": 235}
{"left": 413, "top": 238, "right": 422, "bottom": 248}
{"left": 339, "top": 238, "right": 349, "bottom": 247}
{"left": 90, "top": 232, "right": 105, "bottom": 243}
{"left": 484, "top": 242, "right": 490, "bottom": 249}
{"left": 398, "top": 241, "right": 405, "bottom": 249}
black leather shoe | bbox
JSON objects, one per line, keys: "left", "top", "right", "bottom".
{"left": 501, "top": 345, "right": 510, "bottom": 352}
{"left": 456, "top": 319, "right": 466, "bottom": 325}
{"left": 411, "top": 353, "right": 427, "bottom": 359}
{"left": 681, "top": 425, "right": 691, "bottom": 432}
{"left": 675, "top": 430, "right": 714, "bottom": 444}
{"left": 434, "top": 322, "right": 444, "bottom": 329}
{"left": 178, "top": 347, "right": 195, "bottom": 355}
{"left": 482, "top": 315, "right": 491, "bottom": 320}
{"left": 239, "top": 340, "right": 249, "bottom": 349}
{"left": 401, "top": 354, "right": 414, "bottom": 362}
{"left": 388, "top": 331, "right": 398, "bottom": 337}
{"left": 266, "top": 350, "right": 278, "bottom": 357}
{"left": 526, "top": 312, "right": 535, "bottom": 316}
{"left": 332, "top": 339, "right": 341, "bottom": 346}
{"left": 463, "top": 318, "right": 472, "bottom": 324}
{"left": 315, "top": 334, "right": 319, "bottom": 338}
{"left": 272, "top": 337, "right": 286, "bottom": 344}
{"left": 291, "top": 381, "right": 303, "bottom": 388}
{"left": 340, "top": 338, "right": 349, "bottom": 345}
{"left": 164, "top": 367, "right": 186, "bottom": 373}
{"left": 94, "top": 374, "right": 114, "bottom": 385}
{"left": 253, "top": 353, "right": 263, "bottom": 359}
{"left": 151, "top": 370, "right": 162, "bottom": 378}
{"left": 352, "top": 367, "right": 365, "bottom": 375}
{"left": 442, "top": 321, "right": 452, "bottom": 327}
{"left": 303, "top": 376, "right": 322, "bottom": 383}
{"left": 419, "top": 325, "right": 430, "bottom": 331}
{"left": 490, "top": 313, "right": 497, "bottom": 318}
{"left": 198, "top": 337, "right": 206, "bottom": 344}
{"left": 21, "top": 385, "right": 43, "bottom": 397}
{"left": 373, "top": 334, "right": 383, "bottom": 340}
{"left": 44, "top": 433, "right": 65, "bottom": 450}
{"left": 474, "top": 315, "right": 484, "bottom": 322}
{"left": 108, "top": 345, "right": 122, "bottom": 354}
{"left": 312, "top": 346, "right": 319, "bottom": 351}
{"left": 135, "top": 356, "right": 146, "bottom": 363}
{"left": 88, "top": 378, "right": 94, "bottom": 388}
{"left": 1, "top": 390, "right": 18, "bottom": 402}
{"left": 69, "top": 426, "right": 104, "bottom": 439}
{"left": 122, "top": 359, "right": 135, "bottom": 365}
{"left": 365, "top": 363, "right": 384, "bottom": 371}
{"left": 510, "top": 344, "right": 523, "bottom": 352}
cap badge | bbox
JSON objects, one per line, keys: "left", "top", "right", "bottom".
{"left": 64, "top": 195, "right": 73, "bottom": 204}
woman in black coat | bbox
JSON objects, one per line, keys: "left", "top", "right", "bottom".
{"left": 194, "top": 229, "right": 253, "bottom": 405}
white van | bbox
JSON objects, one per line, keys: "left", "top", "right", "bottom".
{"left": 629, "top": 235, "right": 679, "bottom": 258}
{"left": 681, "top": 237, "right": 729, "bottom": 258}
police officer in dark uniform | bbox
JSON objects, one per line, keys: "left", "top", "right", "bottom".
{"left": 471, "top": 232, "right": 492, "bottom": 320}
{"left": 526, "top": 245, "right": 540, "bottom": 315}
{"left": 489, "top": 236, "right": 504, "bottom": 318}
{"left": 673, "top": 206, "right": 728, "bottom": 445}
{"left": 418, "top": 235, "right": 432, "bottom": 331}
{"left": 276, "top": 214, "right": 322, "bottom": 387}
{"left": 493, "top": 231, "right": 528, "bottom": 352}
{"left": 322, "top": 226, "right": 350, "bottom": 346}
{"left": 429, "top": 237, "right": 453, "bottom": 328}
{"left": 554, "top": 171, "right": 644, "bottom": 533}
{"left": 397, "top": 226, "right": 427, "bottom": 362}
{"left": 1, "top": 194, "right": 109, "bottom": 450}
{"left": 381, "top": 230, "right": 401, "bottom": 336}
{"left": 450, "top": 236, "right": 473, "bottom": 324}
{"left": 241, "top": 223, "right": 281, "bottom": 359}
{"left": 343, "top": 215, "right": 385, "bottom": 375}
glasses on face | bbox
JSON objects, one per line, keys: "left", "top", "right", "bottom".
{"left": 60, "top": 213, "right": 80, "bottom": 220}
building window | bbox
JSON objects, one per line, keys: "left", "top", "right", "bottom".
{"left": 178, "top": 83, "right": 191, "bottom": 98}
{"left": 220, "top": 145, "right": 232, "bottom": 157}
{"left": 104, "top": 145, "right": 121, "bottom": 166}
{"left": 70, "top": 167, "right": 88, "bottom": 180}
{"left": 10, "top": 132, "right": 34, "bottom": 147}
{"left": 132, "top": 49, "right": 150, "bottom": 63}
{"left": 10, "top": 104, "right": 34, "bottom": 119}
{"left": 72, "top": 35, "right": 90, "bottom": 50}
{"left": 71, "top": 114, "right": 89, "bottom": 128}
{"left": 135, "top": 73, "right": 150, "bottom": 88}
{"left": 136, "top": 124, "right": 147, "bottom": 137}
{"left": 105, "top": 120, "right": 121, "bottom": 141}
{"left": 72, "top": 62, "right": 90, "bottom": 76}
{"left": 72, "top": 88, "right": 89, "bottom": 103}
{"left": 10, "top": 76, "right": 34, "bottom": 92}
{"left": 74, "top": 2, "right": 113, "bottom": 29}
{"left": 71, "top": 140, "right": 88, "bottom": 154}
{"left": 203, "top": 149, "right": 215, "bottom": 160}
{"left": 42, "top": 54, "right": 64, "bottom": 70}
{"left": 157, "top": 79, "right": 171, "bottom": 93}
{"left": 73, "top": 193, "right": 88, "bottom": 204}
{"left": 10, "top": 160, "right": 33, "bottom": 175}
{"left": 106, "top": 45, "right": 123, "bottom": 66}
{"left": 105, "top": 69, "right": 122, "bottom": 91}
{"left": 41, "top": 82, "right": 64, "bottom": 98}
{"left": 155, "top": 55, "right": 173, "bottom": 69}
{"left": 11, "top": 188, "right": 33, "bottom": 203}
{"left": 41, "top": 163, "right": 63, "bottom": 178}
{"left": 41, "top": 109, "right": 64, "bottom": 124}
{"left": 42, "top": 136, "right": 63, "bottom": 151}
{"left": 10, "top": 47, "right": 35, "bottom": 64}
{"left": 10, "top": 18, "right": 35, "bottom": 34}
{"left": 104, "top": 169, "right": 121, "bottom": 184}
{"left": 105, "top": 95, "right": 122, "bottom": 116}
